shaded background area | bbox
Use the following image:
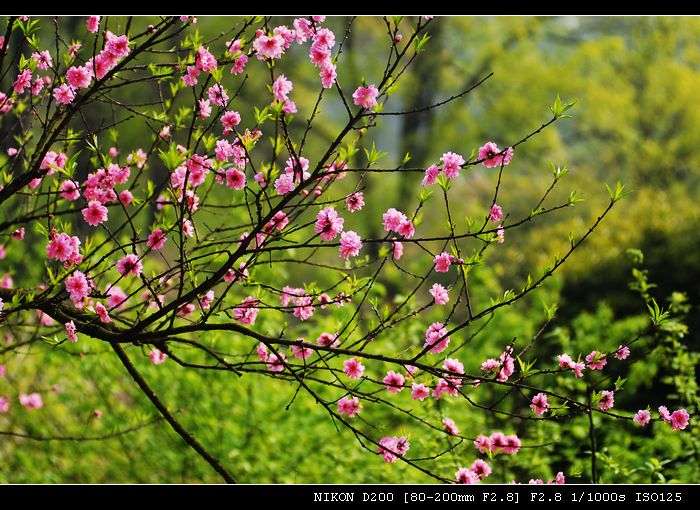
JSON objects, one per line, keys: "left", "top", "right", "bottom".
{"left": 0, "top": 16, "right": 698, "bottom": 483}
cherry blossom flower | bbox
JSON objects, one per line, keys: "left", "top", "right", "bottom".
{"left": 352, "top": 85, "right": 379, "bottom": 109}
{"left": 598, "top": 390, "right": 615, "bottom": 410}
{"left": 634, "top": 409, "right": 651, "bottom": 426}
{"left": 337, "top": 396, "right": 362, "bottom": 418}
{"left": 489, "top": 204, "right": 503, "bottom": 222}
{"left": 383, "top": 370, "right": 405, "bottom": 393}
{"left": 615, "top": 345, "right": 630, "bottom": 360}
{"left": 530, "top": 393, "right": 549, "bottom": 415}
{"left": 95, "top": 302, "right": 111, "bottom": 323}
{"left": 455, "top": 468, "right": 479, "bottom": 484}
{"left": 0, "top": 396, "right": 9, "bottom": 413}
{"left": 442, "top": 418, "right": 459, "bottom": 436}
{"left": 65, "top": 321, "right": 78, "bottom": 343}
{"left": 116, "top": 254, "right": 143, "bottom": 277}
{"left": 433, "top": 252, "right": 454, "bottom": 273}
{"left": 424, "top": 322, "right": 450, "bottom": 354}
{"left": 317, "top": 332, "right": 340, "bottom": 348}
{"left": 234, "top": 297, "right": 259, "bottom": 325}
{"left": 440, "top": 151, "right": 465, "bottom": 179}
{"left": 422, "top": 164, "right": 440, "bottom": 186}
{"left": 315, "top": 207, "right": 344, "bottom": 241}
{"left": 585, "top": 350, "right": 607, "bottom": 370}
{"left": 339, "top": 230, "right": 362, "bottom": 259}
{"left": 53, "top": 84, "right": 76, "bottom": 105}
{"left": 149, "top": 348, "right": 167, "bottom": 365}
{"left": 148, "top": 229, "right": 167, "bottom": 250}
{"left": 82, "top": 200, "right": 108, "bottom": 226}
{"left": 429, "top": 283, "right": 449, "bottom": 305}
{"left": 377, "top": 436, "right": 409, "bottom": 463}
{"left": 343, "top": 358, "right": 365, "bottom": 379}
{"left": 345, "top": 192, "right": 365, "bottom": 212}
{"left": 86, "top": 16, "right": 101, "bottom": 33}
{"left": 19, "top": 392, "right": 44, "bottom": 410}
{"left": 65, "top": 271, "right": 89, "bottom": 306}
{"left": 411, "top": 383, "right": 430, "bottom": 401}
{"left": 478, "top": 141, "right": 514, "bottom": 168}
{"left": 670, "top": 409, "right": 690, "bottom": 431}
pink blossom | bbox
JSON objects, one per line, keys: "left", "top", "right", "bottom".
{"left": 0, "top": 396, "right": 8, "bottom": 413}
{"left": 116, "top": 254, "right": 143, "bottom": 277}
{"left": 319, "top": 62, "right": 337, "bottom": 89}
{"left": 429, "top": 283, "right": 449, "bottom": 305}
{"left": 182, "top": 65, "right": 200, "bottom": 87}
{"left": 598, "top": 390, "right": 615, "bottom": 410}
{"left": 498, "top": 346, "right": 515, "bottom": 381}
{"left": 502, "top": 434, "right": 522, "bottom": 454}
{"left": 95, "top": 302, "right": 111, "bottom": 323}
{"left": 433, "top": 378, "right": 458, "bottom": 399}
{"left": 440, "top": 151, "right": 465, "bottom": 179}
{"left": 313, "top": 28, "right": 335, "bottom": 49}
{"left": 32, "top": 50, "right": 52, "bottom": 70}
{"left": 530, "top": 393, "right": 549, "bottom": 415}
{"left": 659, "top": 406, "right": 672, "bottom": 423}
{"left": 253, "top": 33, "right": 285, "bottom": 60}
{"left": 382, "top": 208, "right": 407, "bottom": 232}
{"left": 274, "top": 173, "right": 296, "bottom": 195}
{"left": 11, "top": 228, "right": 24, "bottom": 240}
{"left": 118, "top": 190, "right": 133, "bottom": 206}
{"left": 339, "top": 230, "right": 362, "bottom": 260}
{"left": 496, "top": 226, "right": 505, "bottom": 244}
{"left": 585, "top": 350, "right": 607, "bottom": 370}
{"left": 207, "top": 84, "right": 229, "bottom": 107}
{"left": 411, "top": 383, "right": 430, "bottom": 401}
{"left": 14, "top": 69, "right": 32, "bottom": 93}
{"left": 383, "top": 370, "right": 405, "bottom": 393}
{"left": 345, "top": 192, "right": 365, "bottom": 212}
{"left": 106, "top": 285, "right": 128, "bottom": 310}
{"left": 198, "top": 99, "right": 212, "bottom": 119}
{"left": 293, "top": 295, "right": 315, "bottom": 321}
{"left": 424, "top": 322, "right": 450, "bottom": 354}
{"left": 481, "top": 358, "right": 500, "bottom": 373}
{"left": 199, "top": 290, "right": 215, "bottom": 310}
{"left": 352, "top": 85, "right": 379, "bottom": 109}
{"left": 317, "top": 332, "right": 340, "bottom": 348}
{"left": 53, "top": 84, "right": 76, "bottom": 105}
{"left": 272, "top": 74, "right": 293, "bottom": 102}
{"left": 670, "top": 409, "right": 690, "bottom": 431}
{"left": 474, "top": 435, "right": 491, "bottom": 454}
{"left": 234, "top": 297, "right": 259, "bottom": 325}
{"left": 31, "top": 77, "right": 44, "bottom": 95}
{"left": 149, "top": 348, "right": 167, "bottom": 365}
{"left": 479, "top": 141, "right": 514, "bottom": 168}
{"left": 337, "top": 396, "right": 362, "bottom": 418}
{"left": 291, "top": 342, "right": 313, "bottom": 360}
{"left": 82, "top": 200, "right": 108, "bottom": 226}
{"left": 65, "top": 321, "right": 78, "bottom": 342}
{"left": 86, "top": 16, "right": 101, "bottom": 33}
{"left": 615, "top": 345, "right": 630, "bottom": 360}
{"left": 397, "top": 218, "right": 415, "bottom": 238}
{"left": 19, "top": 392, "right": 44, "bottom": 410}
{"left": 343, "top": 358, "right": 365, "bottom": 379}
{"left": 221, "top": 110, "right": 241, "bottom": 134}
{"left": 392, "top": 240, "right": 404, "bottom": 260}
{"left": 256, "top": 343, "right": 269, "bottom": 362}
{"left": 225, "top": 168, "right": 246, "bottom": 190}
{"left": 65, "top": 271, "right": 89, "bottom": 305}
{"left": 377, "top": 436, "right": 409, "bottom": 463}
{"left": 433, "top": 252, "right": 454, "bottom": 273}
{"left": 422, "top": 164, "right": 440, "bottom": 186}
{"left": 470, "top": 459, "right": 492, "bottom": 480}
{"left": 489, "top": 204, "right": 503, "bottom": 223}
{"left": 455, "top": 468, "right": 479, "bottom": 484}
{"left": 634, "top": 410, "right": 651, "bottom": 426}
{"left": 195, "top": 46, "right": 218, "bottom": 72}
{"left": 442, "top": 418, "right": 459, "bottom": 436}
{"left": 148, "top": 229, "right": 167, "bottom": 250}
{"left": 182, "top": 219, "right": 195, "bottom": 239}
{"left": 267, "top": 353, "right": 287, "bottom": 372}
{"left": 266, "top": 211, "right": 289, "bottom": 232}
{"left": 46, "top": 233, "right": 81, "bottom": 263}
{"left": 315, "top": 206, "right": 345, "bottom": 241}
{"left": 66, "top": 66, "right": 92, "bottom": 89}
{"left": 231, "top": 55, "right": 248, "bottom": 75}
{"left": 105, "top": 32, "right": 130, "bottom": 59}
{"left": 293, "top": 18, "right": 314, "bottom": 42}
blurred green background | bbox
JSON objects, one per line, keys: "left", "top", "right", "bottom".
{"left": 0, "top": 16, "right": 699, "bottom": 483}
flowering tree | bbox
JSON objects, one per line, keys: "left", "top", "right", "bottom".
{"left": 0, "top": 16, "right": 692, "bottom": 484}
